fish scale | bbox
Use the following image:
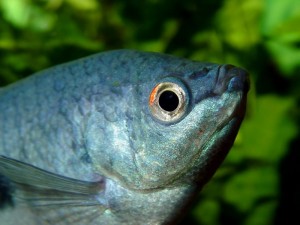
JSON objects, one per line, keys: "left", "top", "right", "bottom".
{"left": 0, "top": 50, "right": 249, "bottom": 224}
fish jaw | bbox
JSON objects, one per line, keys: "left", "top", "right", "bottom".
{"left": 131, "top": 64, "right": 249, "bottom": 190}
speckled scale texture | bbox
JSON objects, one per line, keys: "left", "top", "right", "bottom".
{"left": 0, "top": 50, "right": 249, "bottom": 225}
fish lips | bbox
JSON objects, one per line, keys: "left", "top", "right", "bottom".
{"left": 214, "top": 64, "right": 250, "bottom": 95}
{"left": 213, "top": 64, "right": 250, "bottom": 121}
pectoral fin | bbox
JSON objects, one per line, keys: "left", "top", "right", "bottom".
{"left": 0, "top": 155, "right": 107, "bottom": 224}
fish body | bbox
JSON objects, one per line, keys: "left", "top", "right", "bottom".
{"left": 0, "top": 50, "right": 249, "bottom": 224}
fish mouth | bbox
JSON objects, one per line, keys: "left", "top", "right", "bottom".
{"left": 214, "top": 64, "right": 250, "bottom": 96}
{"left": 211, "top": 64, "right": 250, "bottom": 126}
{"left": 214, "top": 64, "right": 250, "bottom": 127}
{"left": 187, "top": 65, "right": 250, "bottom": 186}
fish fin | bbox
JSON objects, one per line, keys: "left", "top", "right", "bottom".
{"left": 0, "top": 174, "right": 14, "bottom": 208}
{"left": 0, "top": 155, "right": 107, "bottom": 224}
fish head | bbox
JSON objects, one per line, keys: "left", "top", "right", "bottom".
{"left": 128, "top": 57, "right": 249, "bottom": 190}
{"left": 87, "top": 51, "right": 249, "bottom": 191}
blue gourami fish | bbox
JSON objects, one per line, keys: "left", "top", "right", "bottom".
{"left": 0, "top": 50, "right": 249, "bottom": 225}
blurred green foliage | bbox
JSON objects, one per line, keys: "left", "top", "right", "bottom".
{"left": 0, "top": 0, "right": 299, "bottom": 225}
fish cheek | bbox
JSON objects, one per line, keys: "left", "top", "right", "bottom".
{"left": 133, "top": 124, "right": 200, "bottom": 188}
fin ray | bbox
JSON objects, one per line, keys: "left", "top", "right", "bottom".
{"left": 0, "top": 155, "right": 107, "bottom": 224}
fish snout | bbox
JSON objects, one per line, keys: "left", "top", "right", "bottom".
{"left": 214, "top": 64, "right": 250, "bottom": 95}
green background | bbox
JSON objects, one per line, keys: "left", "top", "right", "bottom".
{"left": 0, "top": 0, "right": 299, "bottom": 224}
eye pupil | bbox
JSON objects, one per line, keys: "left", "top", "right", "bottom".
{"left": 159, "top": 91, "right": 179, "bottom": 112}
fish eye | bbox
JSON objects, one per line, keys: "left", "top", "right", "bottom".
{"left": 149, "top": 82, "right": 188, "bottom": 123}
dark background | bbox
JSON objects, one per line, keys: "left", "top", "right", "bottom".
{"left": 0, "top": 0, "right": 299, "bottom": 224}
